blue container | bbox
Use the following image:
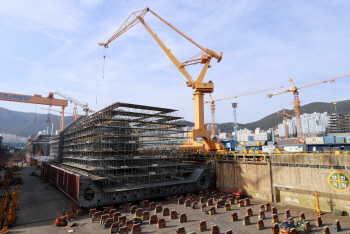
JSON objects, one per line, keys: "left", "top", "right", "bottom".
{"left": 248, "top": 136, "right": 254, "bottom": 141}
{"left": 324, "top": 136, "right": 335, "bottom": 144}
{"left": 336, "top": 137, "right": 345, "bottom": 144}
{"left": 346, "top": 136, "right": 350, "bottom": 143}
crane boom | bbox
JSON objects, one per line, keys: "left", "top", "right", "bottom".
{"left": 204, "top": 85, "right": 284, "bottom": 140}
{"left": 267, "top": 73, "right": 350, "bottom": 98}
{"left": 54, "top": 90, "right": 91, "bottom": 115}
{"left": 100, "top": 7, "right": 224, "bottom": 151}
{"left": 99, "top": 7, "right": 223, "bottom": 88}
{"left": 267, "top": 72, "right": 350, "bottom": 144}
{"left": 0, "top": 91, "right": 68, "bottom": 107}
{"left": 98, "top": 9, "right": 148, "bottom": 48}
{"left": 148, "top": 9, "right": 222, "bottom": 61}
{"left": 204, "top": 85, "right": 284, "bottom": 104}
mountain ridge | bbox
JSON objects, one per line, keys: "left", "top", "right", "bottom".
{"left": 0, "top": 107, "right": 74, "bottom": 137}
{"left": 1, "top": 100, "right": 349, "bottom": 137}
{"left": 179, "top": 100, "right": 350, "bottom": 134}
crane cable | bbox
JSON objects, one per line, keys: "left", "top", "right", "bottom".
{"left": 96, "top": 46, "right": 99, "bottom": 105}
{"left": 103, "top": 48, "right": 106, "bottom": 79}
{"left": 34, "top": 104, "right": 37, "bottom": 122}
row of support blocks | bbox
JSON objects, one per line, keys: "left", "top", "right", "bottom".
{"left": 89, "top": 194, "right": 345, "bottom": 234}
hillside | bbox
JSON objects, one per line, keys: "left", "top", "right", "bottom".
{"left": 1, "top": 100, "right": 349, "bottom": 137}
{"left": 0, "top": 107, "right": 74, "bottom": 137}
{"left": 180, "top": 100, "right": 350, "bottom": 133}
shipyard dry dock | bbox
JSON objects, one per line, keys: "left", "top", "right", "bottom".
{"left": 16, "top": 101, "right": 350, "bottom": 233}
{"left": 12, "top": 165, "right": 350, "bottom": 233}
{"left": 43, "top": 102, "right": 210, "bottom": 208}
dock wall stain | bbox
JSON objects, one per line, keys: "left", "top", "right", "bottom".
{"left": 215, "top": 154, "right": 350, "bottom": 214}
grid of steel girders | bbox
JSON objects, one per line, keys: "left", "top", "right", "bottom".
{"left": 61, "top": 102, "right": 195, "bottom": 188}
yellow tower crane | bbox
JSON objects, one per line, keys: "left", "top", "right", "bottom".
{"left": 267, "top": 73, "right": 350, "bottom": 144}
{"left": 99, "top": 8, "right": 223, "bottom": 151}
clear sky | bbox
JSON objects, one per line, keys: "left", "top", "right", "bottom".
{"left": 1, "top": 0, "right": 350, "bottom": 124}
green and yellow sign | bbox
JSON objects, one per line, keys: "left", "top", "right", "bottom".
{"left": 328, "top": 171, "right": 350, "bottom": 192}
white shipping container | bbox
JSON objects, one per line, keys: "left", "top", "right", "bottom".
{"left": 305, "top": 137, "right": 324, "bottom": 145}
{"left": 283, "top": 145, "right": 305, "bottom": 153}
{"left": 262, "top": 146, "right": 276, "bottom": 153}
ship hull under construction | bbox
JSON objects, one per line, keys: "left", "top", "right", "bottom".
{"left": 44, "top": 102, "right": 210, "bottom": 208}
{"left": 43, "top": 162, "right": 209, "bottom": 207}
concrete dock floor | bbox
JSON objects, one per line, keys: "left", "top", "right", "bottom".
{"left": 11, "top": 165, "right": 350, "bottom": 233}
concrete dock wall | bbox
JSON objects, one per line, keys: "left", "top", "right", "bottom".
{"left": 216, "top": 154, "right": 350, "bottom": 214}
{"left": 216, "top": 161, "right": 273, "bottom": 201}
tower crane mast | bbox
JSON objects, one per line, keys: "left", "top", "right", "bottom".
{"left": 277, "top": 108, "right": 295, "bottom": 139}
{"left": 268, "top": 73, "right": 350, "bottom": 144}
{"left": 99, "top": 8, "right": 223, "bottom": 151}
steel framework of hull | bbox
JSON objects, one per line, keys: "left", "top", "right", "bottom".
{"left": 44, "top": 102, "right": 210, "bottom": 207}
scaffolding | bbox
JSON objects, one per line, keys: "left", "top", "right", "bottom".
{"left": 328, "top": 113, "right": 350, "bottom": 133}
{"left": 49, "top": 135, "right": 59, "bottom": 162}
{"left": 60, "top": 102, "right": 195, "bottom": 190}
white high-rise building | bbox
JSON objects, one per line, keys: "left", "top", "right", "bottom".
{"left": 230, "top": 128, "right": 270, "bottom": 141}
{"left": 254, "top": 128, "right": 269, "bottom": 141}
{"left": 233, "top": 128, "right": 253, "bottom": 141}
{"left": 277, "top": 112, "right": 328, "bottom": 137}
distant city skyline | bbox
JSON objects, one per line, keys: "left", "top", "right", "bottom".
{"left": 278, "top": 112, "right": 328, "bottom": 137}
{"left": 211, "top": 111, "right": 329, "bottom": 140}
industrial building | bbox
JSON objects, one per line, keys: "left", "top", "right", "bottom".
{"left": 328, "top": 113, "right": 350, "bottom": 133}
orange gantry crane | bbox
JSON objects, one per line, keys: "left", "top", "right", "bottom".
{"left": 277, "top": 108, "right": 295, "bottom": 139}
{"left": 205, "top": 86, "right": 284, "bottom": 139}
{"left": 0, "top": 92, "right": 68, "bottom": 131}
{"left": 268, "top": 73, "right": 350, "bottom": 144}
{"left": 99, "top": 8, "right": 223, "bottom": 151}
